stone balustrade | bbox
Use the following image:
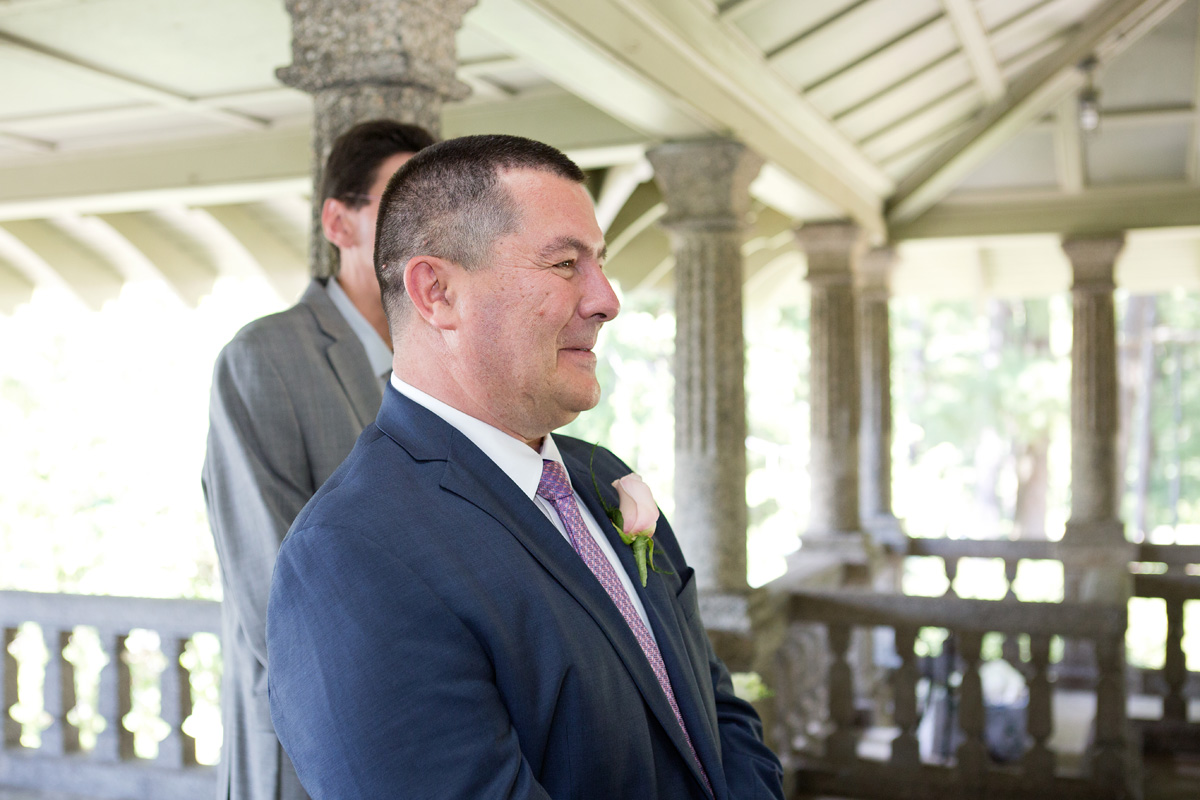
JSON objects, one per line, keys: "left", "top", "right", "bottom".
{"left": 0, "top": 590, "right": 219, "bottom": 800}
{"left": 772, "top": 588, "right": 1132, "bottom": 800}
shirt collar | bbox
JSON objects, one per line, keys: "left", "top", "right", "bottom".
{"left": 389, "top": 375, "right": 566, "bottom": 501}
{"left": 326, "top": 277, "right": 392, "bottom": 379}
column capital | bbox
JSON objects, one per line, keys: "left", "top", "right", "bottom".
{"left": 855, "top": 246, "right": 896, "bottom": 297}
{"left": 794, "top": 220, "right": 864, "bottom": 281}
{"left": 277, "top": 0, "right": 474, "bottom": 101}
{"left": 1062, "top": 233, "right": 1125, "bottom": 290}
{"left": 647, "top": 138, "right": 763, "bottom": 231}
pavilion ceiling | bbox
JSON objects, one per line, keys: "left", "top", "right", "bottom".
{"left": 0, "top": 0, "right": 1197, "bottom": 313}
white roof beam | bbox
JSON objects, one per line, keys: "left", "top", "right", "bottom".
{"left": 1053, "top": 97, "right": 1086, "bottom": 194}
{"left": 888, "top": 0, "right": 1188, "bottom": 226}
{"left": 0, "top": 127, "right": 313, "bottom": 221}
{"left": 200, "top": 204, "right": 308, "bottom": 304}
{"left": 1189, "top": 4, "right": 1200, "bottom": 182}
{"left": 0, "top": 32, "right": 269, "bottom": 132}
{"left": 479, "top": 0, "right": 890, "bottom": 240}
{"left": 0, "top": 256, "right": 35, "bottom": 314}
{"left": 594, "top": 160, "right": 653, "bottom": 233}
{"left": 96, "top": 212, "right": 219, "bottom": 308}
{"left": 0, "top": 130, "right": 55, "bottom": 154}
{"left": 939, "top": 0, "right": 1006, "bottom": 102}
{"left": 0, "top": 219, "right": 124, "bottom": 309}
{"left": 891, "top": 182, "right": 1200, "bottom": 240}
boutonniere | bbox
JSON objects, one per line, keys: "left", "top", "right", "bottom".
{"left": 590, "top": 444, "right": 670, "bottom": 587}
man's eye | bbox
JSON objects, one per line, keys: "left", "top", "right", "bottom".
{"left": 554, "top": 259, "right": 576, "bottom": 270}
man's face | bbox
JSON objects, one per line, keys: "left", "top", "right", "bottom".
{"left": 452, "top": 168, "right": 620, "bottom": 442}
{"left": 354, "top": 151, "right": 414, "bottom": 264}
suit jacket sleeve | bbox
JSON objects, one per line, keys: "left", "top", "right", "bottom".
{"left": 268, "top": 523, "right": 554, "bottom": 800}
{"left": 202, "top": 336, "right": 314, "bottom": 666}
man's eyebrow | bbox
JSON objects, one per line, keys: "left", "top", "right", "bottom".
{"left": 539, "top": 236, "right": 607, "bottom": 261}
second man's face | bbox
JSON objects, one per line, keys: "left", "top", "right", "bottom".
{"left": 453, "top": 168, "right": 620, "bottom": 442}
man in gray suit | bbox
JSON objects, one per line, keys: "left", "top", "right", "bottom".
{"left": 202, "top": 120, "right": 435, "bottom": 800}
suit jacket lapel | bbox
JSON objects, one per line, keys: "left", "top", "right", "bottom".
{"left": 564, "top": 450, "right": 719, "bottom": 796}
{"left": 301, "top": 279, "right": 382, "bottom": 428}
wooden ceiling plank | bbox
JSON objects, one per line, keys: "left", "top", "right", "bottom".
{"left": 888, "top": 0, "right": 1188, "bottom": 226}
{"left": 502, "top": 0, "right": 889, "bottom": 239}
{"left": 0, "top": 31, "right": 269, "bottom": 132}
{"left": 0, "top": 256, "right": 36, "bottom": 315}
{"left": 96, "top": 211, "right": 218, "bottom": 308}
{"left": 939, "top": 0, "right": 1006, "bottom": 102}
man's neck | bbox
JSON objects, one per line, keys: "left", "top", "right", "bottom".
{"left": 334, "top": 272, "right": 389, "bottom": 345}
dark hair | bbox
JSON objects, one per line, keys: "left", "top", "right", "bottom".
{"left": 320, "top": 120, "right": 436, "bottom": 271}
{"left": 321, "top": 120, "right": 437, "bottom": 209}
{"left": 374, "top": 134, "right": 585, "bottom": 327}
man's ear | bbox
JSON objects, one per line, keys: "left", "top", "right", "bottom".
{"left": 320, "top": 197, "right": 355, "bottom": 249}
{"left": 404, "top": 256, "right": 459, "bottom": 330}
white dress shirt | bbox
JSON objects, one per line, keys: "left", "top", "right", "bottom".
{"left": 390, "top": 375, "right": 656, "bottom": 636}
{"left": 326, "top": 277, "right": 393, "bottom": 384}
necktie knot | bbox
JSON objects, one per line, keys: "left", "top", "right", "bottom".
{"left": 537, "top": 459, "right": 573, "bottom": 502}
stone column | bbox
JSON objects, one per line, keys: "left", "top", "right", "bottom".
{"left": 1060, "top": 234, "right": 1133, "bottom": 604}
{"left": 277, "top": 0, "right": 476, "bottom": 277}
{"left": 648, "top": 139, "right": 761, "bottom": 669}
{"left": 856, "top": 247, "right": 904, "bottom": 549}
{"left": 794, "top": 222, "right": 869, "bottom": 569}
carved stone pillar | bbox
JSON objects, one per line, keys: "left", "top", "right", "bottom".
{"left": 648, "top": 139, "right": 762, "bottom": 668}
{"left": 277, "top": 0, "right": 476, "bottom": 277}
{"left": 648, "top": 139, "right": 762, "bottom": 596}
{"left": 856, "top": 247, "right": 904, "bottom": 550}
{"left": 795, "top": 222, "right": 868, "bottom": 571}
{"left": 1061, "top": 234, "right": 1132, "bottom": 605}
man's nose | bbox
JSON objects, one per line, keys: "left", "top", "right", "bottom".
{"left": 582, "top": 263, "right": 620, "bottom": 322}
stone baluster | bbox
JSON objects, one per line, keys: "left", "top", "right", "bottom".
{"left": 825, "top": 622, "right": 857, "bottom": 766}
{"left": 943, "top": 556, "right": 960, "bottom": 597}
{"left": 1163, "top": 595, "right": 1187, "bottom": 723}
{"left": 156, "top": 635, "right": 195, "bottom": 767}
{"left": 94, "top": 631, "right": 133, "bottom": 761}
{"left": 3, "top": 626, "right": 20, "bottom": 748}
{"left": 856, "top": 247, "right": 904, "bottom": 549}
{"left": 955, "top": 630, "right": 986, "bottom": 787}
{"left": 890, "top": 624, "right": 920, "bottom": 771}
{"left": 277, "top": 0, "right": 477, "bottom": 277}
{"left": 38, "top": 626, "right": 66, "bottom": 756}
{"left": 1003, "top": 558, "right": 1019, "bottom": 601}
{"left": 1023, "top": 633, "right": 1055, "bottom": 783}
{"left": 1091, "top": 635, "right": 1133, "bottom": 796}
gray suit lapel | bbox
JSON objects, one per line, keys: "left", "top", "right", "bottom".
{"left": 300, "top": 280, "right": 382, "bottom": 428}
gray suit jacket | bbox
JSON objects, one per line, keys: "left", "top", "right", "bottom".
{"left": 202, "top": 279, "right": 383, "bottom": 800}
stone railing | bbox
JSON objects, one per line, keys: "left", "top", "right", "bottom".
{"left": 771, "top": 588, "right": 1132, "bottom": 800}
{"left": 1, "top": 590, "right": 220, "bottom": 800}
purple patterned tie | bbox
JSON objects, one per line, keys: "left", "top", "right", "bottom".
{"left": 537, "top": 460, "right": 712, "bottom": 796}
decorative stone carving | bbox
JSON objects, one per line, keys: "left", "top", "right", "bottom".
{"left": 278, "top": 0, "right": 477, "bottom": 277}
{"left": 648, "top": 138, "right": 763, "bottom": 596}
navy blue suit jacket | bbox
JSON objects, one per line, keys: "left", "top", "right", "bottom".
{"left": 267, "top": 388, "right": 783, "bottom": 799}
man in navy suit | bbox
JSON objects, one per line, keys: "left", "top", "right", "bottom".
{"left": 267, "top": 134, "right": 784, "bottom": 799}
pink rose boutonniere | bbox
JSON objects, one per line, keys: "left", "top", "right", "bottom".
{"left": 590, "top": 445, "right": 670, "bottom": 587}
